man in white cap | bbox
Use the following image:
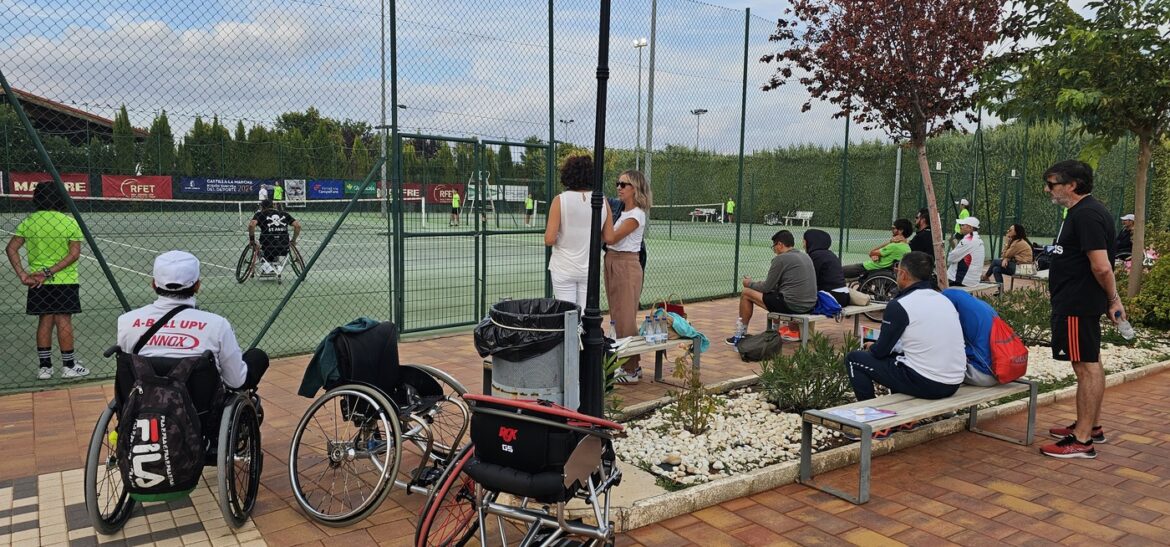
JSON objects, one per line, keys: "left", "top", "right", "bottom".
{"left": 1116, "top": 213, "right": 1135, "bottom": 257}
{"left": 116, "top": 250, "right": 268, "bottom": 390}
{"left": 947, "top": 216, "right": 984, "bottom": 287}
{"left": 953, "top": 198, "right": 971, "bottom": 241}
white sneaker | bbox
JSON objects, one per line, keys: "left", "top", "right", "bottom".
{"left": 62, "top": 363, "right": 90, "bottom": 379}
{"left": 613, "top": 367, "right": 642, "bottom": 384}
{"left": 38, "top": 367, "right": 52, "bottom": 380}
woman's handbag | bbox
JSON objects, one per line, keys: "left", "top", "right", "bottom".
{"left": 654, "top": 293, "right": 687, "bottom": 319}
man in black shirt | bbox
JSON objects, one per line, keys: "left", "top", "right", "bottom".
{"left": 249, "top": 200, "right": 301, "bottom": 270}
{"left": 1116, "top": 213, "right": 1134, "bottom": 258}
{"left": 908, "top": 208, "right": 934, "bottom": 262}
{"left": 1039, "top": 160, "right": 1125, "bottom": 460}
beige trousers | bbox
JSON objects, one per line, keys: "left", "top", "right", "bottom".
{"left": 605, "top": 251, "right": 643, "bottom": 372}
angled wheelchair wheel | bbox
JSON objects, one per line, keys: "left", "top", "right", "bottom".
{"left": 407, "top": 365, "right": 469, "bottom": 462}
{"left": 218, "top": 392, "right": 263, "bottom": 528}
{"left": 416, "top": 444, "right": 480, "bottom": 547}
{"left": 289, "top": 242, "right": 306, "bottom": 277}
{"left": 235, "top": 244, "right": 256, "bottom": 284}
{"left": 289, "top": 383, "right": 402, "bottom": 527}
{"left": 858, "top": 273, "right": 899, "bottom": 322}
{"left": 85, "top": 400, "right": 137, "bottom": 534}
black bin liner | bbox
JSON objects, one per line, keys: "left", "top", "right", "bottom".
{"left": 474, "top": 299, "right": 579, "bottom": 362}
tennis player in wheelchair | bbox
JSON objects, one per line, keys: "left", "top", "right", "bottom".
{"left": 248, "top": 199, "right": 301, "bottom": 278}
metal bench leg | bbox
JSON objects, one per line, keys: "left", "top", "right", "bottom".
{"left": 654, "top": 349, "right": 665, "bottom": 382}
{"left": 799, "top": 318, "right": 810, "bottom": 348}
{"left": 798, "top": 414, "right": 872, "bottom": 504}
{"left": 967, "top": 379, "right": 1038, "bottom": 446}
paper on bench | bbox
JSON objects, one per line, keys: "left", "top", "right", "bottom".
{"left": 610, "top": 336, "right": 635, "bottom": 351}
{"left": 828, "top": 407, "right": 897, "bottom": 422}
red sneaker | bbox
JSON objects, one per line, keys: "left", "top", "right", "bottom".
{"left": 1048, "top": 422, "right": 1106, "bottom": 443}
{"left": 779, "top": 327, "right": 801, "bottom": 342}
{"left": 1040, "top": 435, "right": 1097, "bottom": 459}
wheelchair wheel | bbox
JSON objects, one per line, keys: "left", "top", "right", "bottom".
{"left": 858, "top": 273, "right": 899, "bottom": 322}
{"left": 289, "top": 242, "right": 306, "bottom": 277}
{"left": 235, "top": 244, "right": 256, "bottom": 283}
{"left": 409, "top": 364, "right": 469, "bottom": 461}
{"left": 289, "top": 383, "right": 403, "bottom": 527}
{"left": 85, "top": 400, "right": 137, "bottom": 534}
{"left": 218, "top": 393, "right": 263, "bottom": 528}
{"left": 416, "top": 444, "right": 480, "bottom": 547}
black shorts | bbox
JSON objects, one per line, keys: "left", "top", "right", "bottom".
{"left": 451, "top": 206, "right": 459, "bottom": 214}
{"left": 1051, "top": 314, "right": 1102, "bottom": 363}
{"left": 763, "top": 292, "right": 803, "bottom": 314}
{"left": 27, "top": 284, "right": 81, "bottom": 315}
{"left": 525, "top": 208, "right": 534, "bottom": 214}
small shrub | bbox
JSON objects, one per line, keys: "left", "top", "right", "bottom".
{"left": 662, "top": 347, "right": 722, "bottom": 435}
{"left": 758, "top": 331, "right": 855, "bottom": 413}
{"left": 1127, "top": 229, "right": 1170, "bottom": 331}
{"left": 602, "top": 352, "right": 625, "bottom": 419}
{"left": 984, "top": 287, "right": 1051, "bottom": 345}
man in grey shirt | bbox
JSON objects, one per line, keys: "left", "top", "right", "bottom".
{"left": 727, "top": 230, "right": 818, "bottom": 344}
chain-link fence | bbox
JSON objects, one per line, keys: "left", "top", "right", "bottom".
{"left": 1, "top": 0, "right": 1156, "bottom": 393}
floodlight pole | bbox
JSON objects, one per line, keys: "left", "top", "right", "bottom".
{"left": 582, "top": 0, "right": 612, "bottom": 418}
{"left": 558, "top": 118, "right": 575, "bottom": 144}
{"left": 634, "top": 38, "right": 647, "bottom": 170}
{"left": 690, "top": 108, "right": 708, "bottom": 150}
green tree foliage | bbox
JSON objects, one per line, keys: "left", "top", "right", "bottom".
{"left": 350, "top": 136, "right": 372, "bottom": 179}
{"left": 142, "top": 111, "right": 175, "bottom": 175}
{"left": 112, "top": 105, "right": 136, "bottom": 174}
{"left": 982, "top": 0, "right": 1170, "bottom": 296}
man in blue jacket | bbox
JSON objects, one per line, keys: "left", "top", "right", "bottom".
{"left": 941, "top": 289, "right": 998, "bottom": 386}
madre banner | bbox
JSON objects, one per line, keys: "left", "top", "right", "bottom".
{"left": 7, "top": 172, "right": 91, "bottom": 197}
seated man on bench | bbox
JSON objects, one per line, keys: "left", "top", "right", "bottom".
{"left": 727, "top": 230, "right": 817, "bottom": 346}
{"left": 842, "top": 219, "right": 913, "bottom": 279}
{"left": 843, "top": 252, "right": 966, "bottom": 436}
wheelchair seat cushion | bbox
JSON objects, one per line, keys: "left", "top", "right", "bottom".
{"left": 464, "top": 458, "right": 572, "bottom": 504}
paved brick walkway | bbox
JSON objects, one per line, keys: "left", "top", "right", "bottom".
{"left": 3, "top": 292, "right": 1166, "bottom": 546}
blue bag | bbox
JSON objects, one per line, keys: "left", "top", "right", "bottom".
{"left": 813, "top": 290, "right": 843, "bottom": 317}
{"left": 651, "top": 308, "right": 710, "bottom": 353}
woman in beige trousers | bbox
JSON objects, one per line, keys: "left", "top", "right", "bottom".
{"left": 602, "top": 169, "right": 651, "bottom": 383}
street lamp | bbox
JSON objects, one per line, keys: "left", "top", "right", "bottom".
{"left": 690, "top": 108, "right": 708, "bottom": 151}
{"left": 558, "top": 118, "right": 575, "bottom": 144}
{"left": 634, "top": 38, "right": 648, "bottom": 170}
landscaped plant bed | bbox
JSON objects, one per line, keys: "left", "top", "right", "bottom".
{"left": 614, "top": 339, "right": 1170, "bottom": 489}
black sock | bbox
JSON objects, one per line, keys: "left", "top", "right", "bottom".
{"left": 62, "top": 350, "right": 75, "bottom": 369}
{"left": 37, "top": 347, "right": 52, "bottom": 368}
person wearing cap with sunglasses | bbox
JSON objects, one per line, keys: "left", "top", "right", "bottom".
{"left": 117, "top": 251, "right": 269, "bottom": 391}
{"left": 1116, "top": 213, "right": 1135, "bottom": 259}
{"left": 953, "top": 198, "right": 971, "bottom": 242}
{"left": 946, "top": 216, "right": 985, "bottom": 287}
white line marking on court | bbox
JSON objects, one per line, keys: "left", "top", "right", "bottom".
{"left": 80, "top": 253, "right": 153, "bottom": 278}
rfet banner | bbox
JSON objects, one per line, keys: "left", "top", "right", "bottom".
{"left": 426, "top": 183, "right": 466, "bottom": 205}
{"left": 307, "top": 179, "right": 344, "bottom": 199}
{"left": 101, "top": 175, "right": 174, "bottom": 199}
{"left": 7, "top": 172, "right": 90, "bottom": 197}
{"left": 180, "top": 177, "right": 263, "bottom": 194}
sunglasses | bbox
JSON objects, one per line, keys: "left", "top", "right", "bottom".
{"left": 1044, "top": 179, "right": 1071, "bottom": 190}
{"left": 616, "top": 181, "right": 632, "bottom": 189}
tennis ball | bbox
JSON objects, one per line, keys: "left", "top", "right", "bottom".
{"left": 108, "top": 431, "right": 118, "bottom": 445}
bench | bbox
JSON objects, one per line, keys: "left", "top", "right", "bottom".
{"left": 799, "top": 379, "right": 1038, "bottom": 504}
{"left": 783, "top": 210, "right": 814, "bottom": 226}
{"left": 689, "top": 208, "right": 718, "bottom": 222}
{"left": 613, "top": 336, "right": 699, "bottom": 383}
{"left": 954, "top": 282, "right": 999, "bottom": 296}
{"left": 1008, "top": 264, "right": 1048, "bottom": 291}
{"left": 766, "top": 302, "right": 888, "bottom": 347}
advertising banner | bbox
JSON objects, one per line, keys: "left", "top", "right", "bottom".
{"left": 284, "top": 179, "right": 307, "bottom": 204}
{"left": 343, "top": 180, "right": 378, "bottom": 197}
{"left": 504, "top": 185, "right": 529, "bottom": 202}
{"left": 101, "top": 175, "right": 174, "bottom": 199}
{"left": 180, "top": 177, "right": 263, "bottom": 195}
{"left": 7, "top": 172, "right": 91, "bottom": 197}
{"left": 307, "top": 179, "right": 344, "bottom": 199}
{"left": 426, "top": 183, "right": 466, "bottom": 205}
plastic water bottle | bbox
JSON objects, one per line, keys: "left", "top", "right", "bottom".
{"left": 1115, "top": 311, "right": 1136, "bottom": 340}
{"left": 651, "top": 317, "right": 665, "bottom": 343}
{"left": 656, "top": 317, "right": 669, "bottom": 343}
{"left": 606, "top": 319, "right": 617, "bottom": 340}
{"left": 640, "top": 315, "right": 653, "bottom": 340}
{"left": 733, "top": 317, "right": 745, "bottom": 344}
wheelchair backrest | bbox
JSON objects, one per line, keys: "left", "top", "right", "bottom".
{"left": 332, "top": 321, "right": 401, "bottom": 394}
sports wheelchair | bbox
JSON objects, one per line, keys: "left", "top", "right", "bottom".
{"left": 235, "top": 240, "right": 305, "bottom": 283}
{"left": 288, "top": 321, "right": 471, "bottom": 526}
{"left": 85, "top": 347, "right": 263, "bottom": 534}
{"left": 847, "top": 266, "right": 899, "bottom": 322}
{"left": 415, "top": 394, "right": 624, "bottom": 547}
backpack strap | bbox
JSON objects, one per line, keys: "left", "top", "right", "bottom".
{"left": 133, "top": 305, "right": 193, "bottom": 355}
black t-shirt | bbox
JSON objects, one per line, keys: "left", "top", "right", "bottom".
{"left": 909, "top": 228, "right": 934, "bottom": 259}
{"left": 251, "top": 209, "right": 296, "bottom": 243}
{"left": 1050, "top": 195, "right": 1115, "bottom": 316}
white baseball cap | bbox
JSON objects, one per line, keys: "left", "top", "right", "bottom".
{"left": 957, "top": 216, "right": 980, "bottom": 229}
{"left": 957, "top": 198, "right": 969, "bottom": 206}
{"left": 153, "top": 250, "right": 201, "bottom": 290}
{"left": 1121, "top": 214, "right": 1135, "bottom": 221}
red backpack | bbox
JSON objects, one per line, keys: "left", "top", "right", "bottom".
{"left": 989, "top": 316, "right": 1028, "bottom": 383}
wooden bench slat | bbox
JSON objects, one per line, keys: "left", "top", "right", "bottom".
{"left": 813, "top": 383, "right": 1029, "bottom": 430}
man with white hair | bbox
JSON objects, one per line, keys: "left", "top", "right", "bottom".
{"left": 947, "top": 216, "right": 984, "bottom": 287}
{"left": 1116, "top": 213, "right": 1134, "bottom": 257}
{"left": 117, "top": 250, "right": 268, "bottom": 390}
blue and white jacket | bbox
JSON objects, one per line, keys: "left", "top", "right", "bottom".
{"left": 867, "top": 281, "right": 966, "bottom": 385}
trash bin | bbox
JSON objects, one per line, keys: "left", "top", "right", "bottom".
{"left": 474, "top": 298, "right": 580, "bottom": 406}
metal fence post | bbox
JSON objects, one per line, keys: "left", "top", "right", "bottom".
{"left": 732, "top": 9, "right": 750, "bottom": 295}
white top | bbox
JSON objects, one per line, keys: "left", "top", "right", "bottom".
{"left": 946, "top": 231, "right": 985, "bottom": 287}
{"left": 609, "top": 207, "right": 646, "bottom": 252}
{"left": 548, "top": 191, "right": 599, "bottom": 278}
{"left": 258, "top": 187, "right": 269, "bottom": 201}
{"left": 891, "top": 289, "right": 967, "bottom": 384}
{"left": 117, "top": 296, "right": 248, "bottom": 389}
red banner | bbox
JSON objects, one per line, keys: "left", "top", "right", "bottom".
{"left": 7, "top": 172, "right": 90, "bottom": 197}
{"left": 101, "top": 175, "right": 174, "bottom": 200}
{"left": 401, "top": 183, "right": 466, "bottom": 204}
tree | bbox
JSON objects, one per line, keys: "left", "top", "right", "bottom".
{"left": 351, "top": 136, "right": 373, "bottom": 179}
{"left": 112, "top": 105, "right": 136, "bottom": 174}
{"left": 497, "top": 142, "right": 514, "bottom": 181}
{"left": 142, "top": 111, "right": 175, "bottom": 175}
{"left": 762, "top": 0, "right": 1001, "bottom": 285}
{"left": 982, "top": 0, "right": 1170, "bottom": 296}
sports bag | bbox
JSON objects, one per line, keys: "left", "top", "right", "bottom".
{"left": 738, "top": 331, "right": 782, "bottom": 362}
{"left": 989, "top": 316, "right": 1028, "bottom": 383}
{"left": 813, "top": 290, "right": 843, "bottom": 317}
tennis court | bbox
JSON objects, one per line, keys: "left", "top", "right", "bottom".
{"left": 1, "top": 194, "right": 909, "bottom": 392}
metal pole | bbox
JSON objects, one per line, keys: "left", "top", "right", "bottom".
{"left": 892, "top": 146, "right": 902, "bottom": 223}
{"left": 837, "top": 115, "right": 850, "bottom": 258}
{"left": 643, "top": 0, "right": 658, "bottom": 181}
{"left": 380, "top": 0, "right": 388, "bottom": 218}
{"left": 582, "top": 0, "right": 612, "bottom": 418}
{"left": 732, "top": 9, "right": 749, "bottom": 295}
{"left": 635, "top": 39, "right": 646, "bottom": 171}
{"left": 391, "top": 0, "right": 405, "bottom": 328}
{"left": 545, "top": 0, "right": 554, "bottom": 298}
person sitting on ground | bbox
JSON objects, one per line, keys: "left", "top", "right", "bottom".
{"left": 803, "top": 229, "right": 850, "bottom": 308}
{"left": 844, "top": 252, "right": 966, "bottom": 425}
{"left": 117, "top": 251, "right": 269, "bottom": 391}
{"left": 248, "top": 199, "right": 301, "bottom": 273}
{"left": 982, "top": 223, "right": 1032, "bottom": 289}
{"left": 1116, "top": 213, "right": 1134, "bottom": 258}
{"left": 727, "top": 230, "right": 817, "bottom": 345}
{"left": 947, "top": 216, "right": 985, "bottom": 287}
{"left": 908, "top": 208, "right": 935, "bottom": 263}
{"left": 940, "top": 288, "right": 999, "bottom": 387}
{"left": 842, "top": 219, "right": 914, "bottom": 279}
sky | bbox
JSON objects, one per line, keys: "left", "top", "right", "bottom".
{"left": 2, "top": 0, "right": 1078, "bottom": 155}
